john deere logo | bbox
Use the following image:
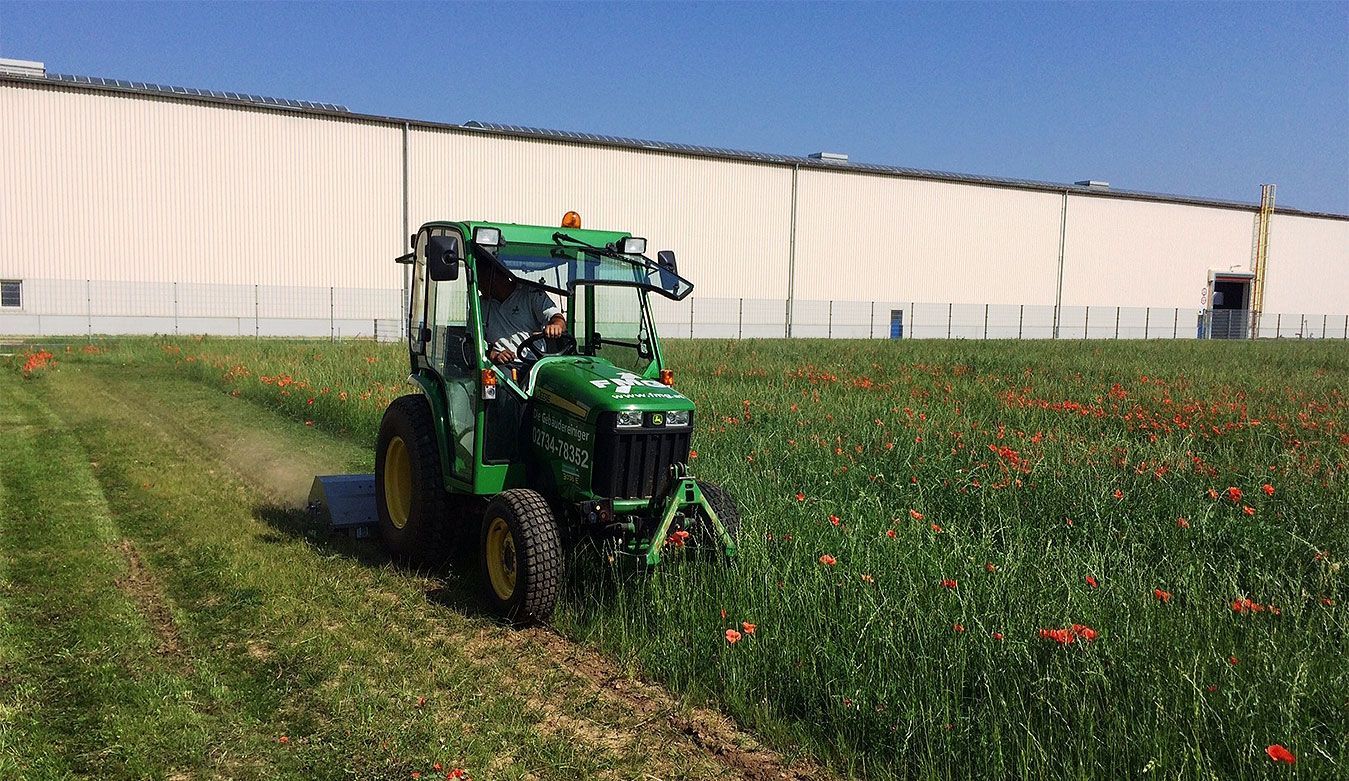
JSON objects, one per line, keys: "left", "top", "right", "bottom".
{"left": 650, "top": 413, "right": 664, "bottom": 426}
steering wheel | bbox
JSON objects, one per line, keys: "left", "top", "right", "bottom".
{"left": 514, "top": 331, "right": 578, "bottom": 365}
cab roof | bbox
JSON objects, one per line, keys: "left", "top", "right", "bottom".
{"left": 422, "top": 220, "right": 631, "bottom": 248}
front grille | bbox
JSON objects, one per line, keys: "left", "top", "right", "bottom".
{"left": 591, "top": 412, "right": 692, "bottom": 499}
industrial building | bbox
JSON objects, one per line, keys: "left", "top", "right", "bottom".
{"left": 2, "top": 58, "right": 1346, "bottom": 339}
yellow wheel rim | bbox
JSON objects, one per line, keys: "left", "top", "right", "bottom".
{"left": 485, "top": 516, "right": 517, "bottom": 601}
{"left": 384, "top": 436, "right": 412, "bottom": 530}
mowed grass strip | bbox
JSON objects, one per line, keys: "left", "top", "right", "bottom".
{"left": 5, "top": 364, "right": 739, "bottom": 781}
{"left": 0, "top": 377, "right": 218, "bottom": 779}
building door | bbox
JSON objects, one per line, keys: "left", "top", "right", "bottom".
{"left": 1207, "top": 272, "right": 1252, "bottom": 339}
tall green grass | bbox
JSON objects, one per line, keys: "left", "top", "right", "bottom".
{"left": 29, "top": 337, "right": 1348, "bottom": 779}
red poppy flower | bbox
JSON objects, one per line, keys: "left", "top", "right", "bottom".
{"left": 819, "top": 554, "right": 837, "bottom": 566}
{"left": 860, "top": 573, "right": 874, "bottom": 584}
{"left": 1265, "top": 744, "right": 1295, "bottom": 765}
{"left": 1070, "top": 624, "right": 1098, "bottom": 641}
{"left": 741, "top": 622, "right": 756, "bottom": 635}
{"left": 433, "top": 763, "right": 442, "bottom": 771}
{"left": 829, "top": 514, "right": 841, "bottom": 526}
{"left": 1085, "top": 575, "right": 1099, "bottom": 589}
{"left": 666, "top": 530, "right": 691, "bottom": 547}
{"left": 1261, "top": 484, "right": 1275, "bottom": 497}
{"left": 412, "top": 773, "right": 422, "bottom": 780}
{"left": 1228, "top": 655, "right": 1240, "bottom": 666}
{"left": 909, "top": 509, "right": 924, "bottom": 521}
{"left": 984, "top": 562, "right": 997, "bottom": 573}
{"left": 930, "top": 523, "right": 943, "bottom": 533}
{"left": 885, "top": 529, "right": 897, "bottom": 539}
{"left": 1207, "top": 488, "right": 1220, "bottom": 501}
{"left": 1226, "top": 486, "right": 1243, "bottom": 503}
{"left": 1176, "top": 517, "right": 1190, "bottom": 529}
{"left": 1321, "top": 597, "right": 1335, "bottom": 606}
{"left": 689, "top": 449, "right": 698, "bottom": 459}
{"left": 991, "top": 631, "right": 1004, "bottom": 640}
{"left": 1242, "top": 505, "right": 1255, "bottom": 516}
{"left": 795, "top": 492, "right": 806, "bottom": 502}
{"left": 952, "top": 623, "right": 965, "bottom": 633}
{"left": 278, "top": 735, "right": 289, "bottom": 745}
{"left": 1112, "top": 489, "right": 1124, "bottom": 500}
{"left": 1154, "top": 588, "right": 1172, "bottom": 603}
{"left": 941, "top": 579, "right": 957, "bottom": 589}
{"left": 725, "top": 628, "right": 742, "bottom": 644}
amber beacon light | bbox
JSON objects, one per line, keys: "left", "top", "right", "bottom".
{"left": 561, "top": 211, "right": 582, "bottom": 229}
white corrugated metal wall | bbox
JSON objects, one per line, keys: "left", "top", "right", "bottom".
{"left": 408, "top": 126, "right": 792, "bottom": 300}
{"left": 0, "top": 81, "right": 403, "bottom": 288}
{"left": 2, "top": 76, "right": 1346, "bottom": 331}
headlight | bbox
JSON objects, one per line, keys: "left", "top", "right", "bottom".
{"left": 616, "top": 410, "right": 643, "bottom": 428}
{"left": 619, "top": 236, "right": 647, "bottom": 255}
{"left": 665, "top": 410, "right": 690, "bottom": 426}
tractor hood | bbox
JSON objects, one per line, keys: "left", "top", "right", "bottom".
{"left": 529, "top": 357, "right": 693, "bottom": 421}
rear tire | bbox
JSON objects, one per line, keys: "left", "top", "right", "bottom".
{"left": 375, "top": 394, "right": 448, "bottom": 561}
{"left": 480, "top": 489, "right": 563, "bottom": 624}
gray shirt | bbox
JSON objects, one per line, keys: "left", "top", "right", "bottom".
{"left": 481, "top": 285, "right": 562, "bottom": 354}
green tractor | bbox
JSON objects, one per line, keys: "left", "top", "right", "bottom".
{"left": 376, "top": 214, "right": 739, "bottom": 623}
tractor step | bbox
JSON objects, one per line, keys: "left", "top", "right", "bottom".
{"left": 307, "top": 474, "right": 377, "bottom": 538}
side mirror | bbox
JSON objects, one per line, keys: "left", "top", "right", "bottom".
{"left": 427, "top": 235, "right": 460, "bottom": 282}
{"left": 656, "top": 250, "right": 678, "bottom": 290}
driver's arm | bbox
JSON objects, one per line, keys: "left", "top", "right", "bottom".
{"left": 532, "top": 291, "right": 565, "bottom": 337}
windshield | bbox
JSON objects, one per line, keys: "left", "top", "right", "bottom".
{"left": 474, "top": 241, "right": 693, "bottom": 301}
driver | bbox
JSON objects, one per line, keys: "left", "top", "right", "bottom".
{"left": 478, "top": 261, "right": 566, "bottom": 364}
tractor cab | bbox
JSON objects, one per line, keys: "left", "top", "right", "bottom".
{"left": 376, "top": 214, "right": 738, "bottom": 624}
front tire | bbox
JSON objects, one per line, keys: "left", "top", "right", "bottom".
{"left": 692, "top": 480, "right": 741, "bottom": 553}
{"left": 375, "top": 394, "right": 448, "bottom": 560}
{"left": 480, "top": 489, "right": 563, "bottom": 624}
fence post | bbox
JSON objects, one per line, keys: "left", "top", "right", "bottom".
{"left": 784, "top": 299, "right": 790, "bottom": 338}
{"left": 86, "top": 278, "right": 92, "bottom": 337}
{"left": 330, "top": 286, "right": 336, "bottom": 341}
{"left": 828, "top": 300, "right": 833, "bottom": 339}
{"left": 1172, "top": 308, "right": 1178, "bottom": 339}
{"left": 983, "top": 303, "right": 989, "bottom": 340}
{"left": 1143, "top": 307, "right": 1150, "bottom": 339}
{"left": 947, "top": 303, "right": 953, "bottom": 339}
{"left": 1018, "top": 304, "right": 1023, "bottom": 339}
{"left": 738, "top": 298, "right": 743, "bottom": 340}
{"left": 689, "top": 299, "right": 695, "bottom": 339}
{"left": 1276, "top": 313, "right": 1281, "bottom": 338}
{"left": 1052, "top": 305, "right": 1059, "bottom": 339}
{"left": 1344, "top": 314, "right": 1348, "bottom": 339}
{"left": 173, "top": 281, "right": 179, "bottom": 335}
{"left": 1323, "top": 314, "right": 1328, "bottom": 339}
{"left": 1084, "top": 306, "right": 1089, "bottom": 339}
{"left": 909, "top": 302, "right": 915, "bottom": 340}
{"left": 254, "top": 284, "right": 260, "bottom": 339}
{"left": 1114, "top": 306, "right": 1120, "bottom": 339}
{"left": 869, "top": 300, "right": 875, "bottom": 339}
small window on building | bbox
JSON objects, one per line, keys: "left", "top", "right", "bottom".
{"left": 0, "top": 280, "right": 20, "bottom": 309}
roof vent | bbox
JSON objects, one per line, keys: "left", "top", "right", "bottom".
{"left": 809, "top": 151, "right": 849, "bottom": 162}
{"left": 0, "top": 58, "right": 46, "bottom": 77}
{"left": 1075, "top": 179, "right": 1110, "bottom": 189}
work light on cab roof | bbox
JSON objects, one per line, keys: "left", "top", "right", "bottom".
{"left": 307, "top": 213, "right": 741, "bottom": 627}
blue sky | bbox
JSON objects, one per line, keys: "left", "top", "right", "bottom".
{"left": 3, "top": 1, "right": 1346, "bottom": 213}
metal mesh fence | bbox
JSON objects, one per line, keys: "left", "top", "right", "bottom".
{"left": 2, "top": 278, "right": 1346, "bottom": 341}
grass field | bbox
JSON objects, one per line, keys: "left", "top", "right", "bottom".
{"left": 4, "top": 336, "right": 1346, "bottom": 780}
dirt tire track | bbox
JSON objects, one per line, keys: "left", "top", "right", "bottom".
{"left": 114, "top": 538, "right": 189, "bottom": 666}
{"left": 521, "top": 625, "right": 830, "bottom": 781}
